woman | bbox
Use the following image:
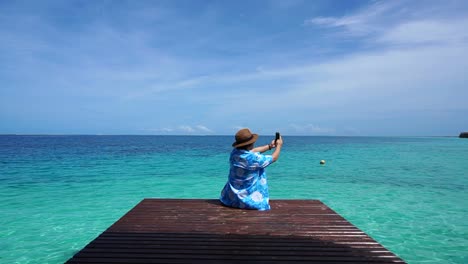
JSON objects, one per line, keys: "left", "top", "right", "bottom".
{"left": 220, "top": 128, "right": 283, "bottom": 210}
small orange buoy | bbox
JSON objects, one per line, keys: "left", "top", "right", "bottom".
{"left": 320, "top": 160, "right": 325, "bottom": 165}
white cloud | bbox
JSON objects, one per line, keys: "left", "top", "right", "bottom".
{"left": 302, "top": 0, "right": 468, "bottom": 49}
{"left": 140, "top": 127, "right": 173, "bottom": 133}
{"left": 142, "top": 125, "right": 214, "bottom": 134}
{"left": 303, "top": 1, "right": 398, "bottom": 36}
{"left": 195, "top": 125, "right": 213, "bottom": 133}
{"left": 233, "top": 126, "right": 245, "bottom": 131}
{"left": 178, "top": 125, "right": 195, "bottom": 133}
{"left": 197, "top": 2, "right": 468, "bottom": 120}
{"left": 377, "top": 19, "right": 468, "bottom": 45}
{"left": 289, "top": 124, "right": 336, "bottom": 135}
{"left": 3, "top": 1, "right": 467, "bottom": 135}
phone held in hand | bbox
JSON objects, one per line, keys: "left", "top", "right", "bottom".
{"left": 275, "top": 132, "right": 280, "bottom": 144}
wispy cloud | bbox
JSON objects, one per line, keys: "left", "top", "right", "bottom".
{"left": 141, "top": 125, "right": 214, "bottom": 135}
{"left": 1, "top": 1, "right": 467, "bottom": 135}
{"left": 183, "top": 1, "right": 468, "bottom": 136}
{"left": 304, "top": 0, "right": 468, "bottom": 47}
{"left": 288, "top": 124, "right": 336, "bottom": 135}
{"left": 303, "top": 1, "right": 399, "bottom": 36}
{"left": 377, "top": 19, "right": 468, "bottom": 45}
{"left": 195, "top": 125, "right": 213, "bottom": 133}
{"left": 178, "top": 126, "right": 195, "bottom": 133}
{"left": 141, "top": 127, "right": 174, "bottom": 133}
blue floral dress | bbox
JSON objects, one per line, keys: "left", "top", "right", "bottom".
{"left": 220, "top": 148, "right": 274, "bottom": 211}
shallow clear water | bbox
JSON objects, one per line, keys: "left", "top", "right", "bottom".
{"left": 0, "top": 135, "right": 467, "bottom": 263}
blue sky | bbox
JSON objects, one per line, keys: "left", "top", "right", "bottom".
{"left": 1, "top": 0, "right": 468, "bottom": 136}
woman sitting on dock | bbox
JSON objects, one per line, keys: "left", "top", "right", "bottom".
{"left": 220, "top": 128, "right": 283, "bottom": 210}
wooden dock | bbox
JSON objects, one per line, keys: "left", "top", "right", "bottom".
{"left": 66, "top": 199, "right": 405, "bottom": 263}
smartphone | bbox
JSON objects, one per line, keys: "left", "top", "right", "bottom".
{"left": 275, "top": 132, "right": 280, "bottom": 144}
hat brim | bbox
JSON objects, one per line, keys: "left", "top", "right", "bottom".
{"left": 232, "top": 134, "right": 258, "bottom": 148}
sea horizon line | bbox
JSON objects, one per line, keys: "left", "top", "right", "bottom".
{"left": 0, "top": 133, "right": 459, "bottom": 138}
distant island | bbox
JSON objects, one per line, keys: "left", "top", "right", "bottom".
{"left": 460, "top": 132, "right": 468, "bottom": 138}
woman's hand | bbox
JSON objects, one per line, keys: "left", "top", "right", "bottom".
{"left": 276, "top": 136, "right": 283, "bottom": 147}
{"left": 270, "top": 137, "right": 283, "bottom": 148}
{"left": 271, "top": 136, "right": 283, "bottom": 162}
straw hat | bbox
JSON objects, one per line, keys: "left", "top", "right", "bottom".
{"left": 232, "top": 128, "right": 258, "bottom": 148}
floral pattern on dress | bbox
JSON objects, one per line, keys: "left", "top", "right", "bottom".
{"left": 220, "top": 148, "right": 273, "bottom": 211}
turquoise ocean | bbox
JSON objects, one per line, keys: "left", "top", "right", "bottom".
{"left": 1, "top": 135, "right": 467, "bottom": 263}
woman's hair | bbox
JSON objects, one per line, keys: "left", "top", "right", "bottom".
{"left": 237, "top": 143, "right": 254, "bottom": 150}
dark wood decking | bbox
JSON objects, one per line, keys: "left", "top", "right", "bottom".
{"left": 66, "top": 199, "right": 405, "bottom": 263}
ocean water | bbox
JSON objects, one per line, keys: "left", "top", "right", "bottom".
{"left": 0, "top": 135, "right": 467, "bottom": 264}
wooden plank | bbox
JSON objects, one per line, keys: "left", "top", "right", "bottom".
{"left": 66, "top": 199, "right": 405, "bottom": 263}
